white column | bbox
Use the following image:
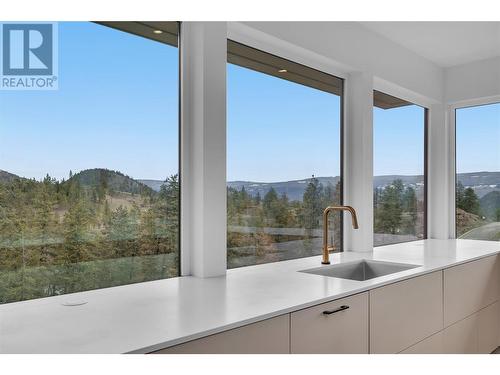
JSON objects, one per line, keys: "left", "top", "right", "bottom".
{"left": 343, "top": 72, "right": 374, "bottom": 252}
{"left": 180, "top": 22, "right": 227, "bottom": 277}
{"left": 427, "top": 104, "right": 453, "bottom": 239}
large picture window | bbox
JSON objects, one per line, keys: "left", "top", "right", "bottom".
{"left": 455, "top": 102, "right": 500, "bottom": 240}
{"left": 226, "top": 41, "right": 343, "bottom": 268}
{"left": 0, "top": 22, "right": 180, "bottom": 304}
{"left": 373, "top": 91, "right": 427, "bottom": 246}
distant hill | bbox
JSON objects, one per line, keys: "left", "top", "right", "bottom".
{"left": 457, "top": 172, "right": 500, "bottom": 198}
{"left": 2, "top": 168, "right": 500, "bottom": 202}
{"left": 138, "top": 179, "right": 166, "bottom": 192}
{"left": 226, "top": 172, "right": 499, "bottom": 202}
{"left": 457, "top": 172, "right": 500, "bottom": 187}
{"left": 0, "top": 170, "right": 21, "bottom": 183}
{"left": 480, "top": 191, "right": 500, "bottom": 220}
{"left": 228, "top": 175, "right": 428, "bottom": 202}
{"left": 66, "top": 168, "right": 154, "bottom": 195}
{"left": 227, "top": 177, "right": 340, "bottom": 202}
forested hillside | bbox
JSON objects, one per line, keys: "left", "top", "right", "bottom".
{"left": 0, "top": 169, "right": 179, "bottom": 304}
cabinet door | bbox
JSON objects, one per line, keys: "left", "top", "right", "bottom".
{"left": 478, "top": 302, "right": 500, "bottom": 354}
{"left": 290, "top": 292, "right": 368, "bottom": 354}
{"left": 153, "top": 315, "right": 290, "bottom": 354}
{"left": 444, "top": 255, "right": 500, "bottom": 327}
{"left": 399, "top": 332, "right": 443, "bottom": 354}
{"left": 443, "top": 313, "right": 478, "bottom": 354}
{"left": 370, "top": 271, "right": 443, "bottom": 354}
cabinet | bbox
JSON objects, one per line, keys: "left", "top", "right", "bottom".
{"left": 290, "top": 292, "right": 368, "bottom": 354}
{"left": 399, "top": 332, "right": 443, "bottom": 354}
{"left": 153, "top": 254, "right": 500, "bottom": 354}
{"left": 153, "top": 315, "right": 289, "bottom": 354}
{"left": 478, "top": 301, "right": 499, "bottom": 353}
{"left": 443, "top": 313, "right": 478, "bottom": 354}
{"left": 401, "top": 302, "right": 500, "bottom": 354}
{"left": 370, "top": 271, "right": 443, "bottom": 353}
{"left": 444, "top": 255, "right": 500, "bottom": 327}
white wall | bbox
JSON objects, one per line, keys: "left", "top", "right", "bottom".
{"left": 236, "top": 22, "right": 444, "bottom": 103}
{"left": 445, "top": 56, "right": 500, "bottom": 105}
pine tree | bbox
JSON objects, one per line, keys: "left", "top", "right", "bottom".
{"left": 302, "top": 177, "right": 323, "bottom": 230}
{"left": 263, "top": 187, "right": 278, "bottom": 212}
{"left": 402, "top": 186, "right": 417, "bottom": 234}
{"left": 255, "top": 191, "right": 262, "bottom": 205}
{"left": 375, "top": 180, "right": 404, "bottom": 234}
{"left": 462, "top": 187, "right": 481, "bottom": 216}
{"left": 456, "top": 181, "right": 465, "bottom": 209}
{"left": 108, "top": 205, "right": 134, "bottom": 257}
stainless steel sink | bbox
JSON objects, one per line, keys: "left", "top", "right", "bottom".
{"left": 300, "top": 259, "right": 420, "bottom": 281}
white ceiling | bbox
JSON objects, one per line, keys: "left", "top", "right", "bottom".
{"left": 360, "top": 22, "right": 500, "bottom": 68}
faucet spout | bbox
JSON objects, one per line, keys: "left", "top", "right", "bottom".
{"left": 322, "top": 205, "right": 359, "bottom": 265}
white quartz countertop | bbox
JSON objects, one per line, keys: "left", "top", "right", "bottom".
{"left": 1, "top": 239, "right": 500, "bottom": 354}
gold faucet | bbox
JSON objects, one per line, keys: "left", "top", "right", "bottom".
{"left": 322, "top": 205, "right": 359, "bottom": 265}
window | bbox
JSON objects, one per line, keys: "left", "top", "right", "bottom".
{"left": 226, "top": 41, "right": 343, "bottom": 268}
{"left": 455, "top": 102, "right": 500, "bottom": 240}
{"left": 0, "top": 22, "right": 179, "bottom": 304}
{"left": 373, "top": 91, "right": 427, "bottom": 246}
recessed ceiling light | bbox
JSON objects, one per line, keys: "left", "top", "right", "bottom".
{"left": 153, "top": 30, "right": 163, "bottom": 34}
{"left": 278, "top": 69, "right": 287, "bottom": 73}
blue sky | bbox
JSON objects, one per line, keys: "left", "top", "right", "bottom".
{"left": 456, "top": 102, "right": 500, "bottom": 174}
{"left": 227, "top": 64, "right": 341, "bottom": 182}
{"left": 1, "top": 22, "right": 498, "bottom": 183}
{"left": 373, "top": 105, "right": 425, "bottom": 176}
{"left": 0, "top": 22, "right": 179, "bottom": 181}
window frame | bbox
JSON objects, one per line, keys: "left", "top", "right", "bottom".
{"left": 0, "top": 21, "right": 183, "bottom": 306}
{"left": 96, "top": 21, "right": 183, "bottom": 275}
{"left": 226, "top": 39, "right": 346, "bottom": 263}
{"left": 453, "top": 99, "right": 500, "bottom": 239}
{"left": 372, "top": 91, "right": 429, "bottom": 246}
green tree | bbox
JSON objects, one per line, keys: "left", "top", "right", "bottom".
{"left": 301, "top": 177, "right": 323, "bottom": 230}
{"left": 255, "top": 191, "right": 262, "bottom": 205}
{"left": 375, "top": 180, "right": 404, "bottom": 234}
{"left": 108, "top": 206, "right": 135, "bottom": 257}
{"left": 33, "top": 176, "right": 58, "bottom": 265}
{"left": 462, "top": 187, "right": 481, "bottom": 216}
{"left": 263, "top": 187, "right": 279, "bottom": 224}
{"left": 60, "top": 200, "right": 93, "bottom": 264}
{"left": 402, "top": 186, "right": 417, "bottom": 235}
{"left": 156, "top": 174, "right": 179, "bottom": 254}
{"left": 456, "top": 181, "right": 465, "bottom": 208}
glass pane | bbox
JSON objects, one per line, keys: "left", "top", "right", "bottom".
{"left": 456, "top": 102, "right": 500, "bottom": 240}
{"left": 0, "top": 22, "right": 179, "bottom": 304}
{"left": 373, "top": 94, "right": 426, "bottom": 246}
{"left": 227, "top": 43, "right": 342, "bottom": 269}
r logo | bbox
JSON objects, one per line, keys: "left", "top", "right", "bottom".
{"left": 2, "top": 23, "right": 53, "bottom": 76}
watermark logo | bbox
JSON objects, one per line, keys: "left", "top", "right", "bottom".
{"left": 1, "top": 22, "right": 58, "bottom": 90}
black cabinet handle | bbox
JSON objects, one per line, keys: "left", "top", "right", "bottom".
{"left": 322, "top": 305, "right": 349, "bottom": 315}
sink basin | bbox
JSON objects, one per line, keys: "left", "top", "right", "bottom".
{"left": 300, "top": 259, "right": 420, "bottom": 281}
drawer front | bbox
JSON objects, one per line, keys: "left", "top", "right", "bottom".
{"left": 443, "top": 313, "right": 478, "bottom": 354}
{"left": 399, "top": 331, "right": 443, "bottom": 354}
{"left": 290, "top": 292, "right": 368, "bottom": 354}
{"left": 444, "top": 255, "right": 500, "bottom": 327}
{"left": 154, "top": 315, "right": 290, "bottom": 354}
{"left": 370, "top": 271, "right": 443, "bottom": 354}
{"left": 478, "top": 302, "right": 500, "bottom": 354}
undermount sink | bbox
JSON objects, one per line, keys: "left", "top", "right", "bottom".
{"left": 300, "top": 259, "right": 420, "bottom": 281}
